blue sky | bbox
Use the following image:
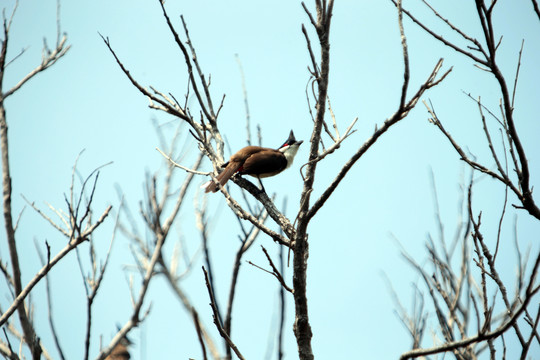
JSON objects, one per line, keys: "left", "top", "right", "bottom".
{"left": 2, "top": 0, "right": 540, "bottom": 359}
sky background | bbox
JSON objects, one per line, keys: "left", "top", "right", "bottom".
{"left": 1, "top": 0, "right": 540, "bottom": 359}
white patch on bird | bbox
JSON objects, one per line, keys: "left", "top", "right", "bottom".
{"left": 280, "top": 144, "right": 301, "bottom": 169}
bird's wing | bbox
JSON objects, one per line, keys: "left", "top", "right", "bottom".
{"left": 241, "top": 150, "right": 287, "bottom": 177}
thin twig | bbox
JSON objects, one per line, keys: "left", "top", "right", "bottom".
{"left": 192, "top": 308, "right": 208, "bottom": 360}
{"left": 34, "top": 240, "right": 66, "bottom": 360}
{"left": 202, "top": 267, "right": 245, "bottom": 360}
{"left": 235, "top": 55, "right": 252, "bottom": 146}
{"left": 390, "top": 0, "right": 487, "bottom": 65}
{"left": 511, "top": 40, "right": 525, "bottom": 110}
{"left": 155, "top": 147, "right": 209, "bottom": 176}
{"left": 249, "top": 246, "right": 293, "bottom": 293}
{"left": 0, "top": 206, "right": 111, "bottom": 327}
{"left": 224, "top": 208, "right": 269, "bottom": 337}
{"left": 400, "top": 252, "right": 540, "bottom": 359}
{"left": 307, "top": 60, "right": 449, "bottom": 222}
{"left": 95, "top": 206, "right": 164, "bottom": 360}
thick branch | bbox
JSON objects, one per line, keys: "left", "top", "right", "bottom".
{"left": 533, "top": 0, "right": 540, "bottom": 20}
{"left": 292, "top": 2, "right": 335, "bottom": 359}
{"left": 0, "top": 7, "right": 70, "bottom": 356}
{"left": 308, "top": 59, "right": 448, "bottom": 222}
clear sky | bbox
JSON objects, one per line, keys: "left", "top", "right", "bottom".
{"left": 2, "top": 0, "right": 540, "bottom": 359}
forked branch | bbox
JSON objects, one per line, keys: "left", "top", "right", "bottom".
{"left": 395, "top": 0, "right": 540, "bottom": 220}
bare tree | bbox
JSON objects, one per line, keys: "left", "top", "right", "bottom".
{"left": 389, "top": 0, "right": 540, "bottom": 359}
{"left": 0, "top": 2, "right": 70, "bottom": 359}
{"left": 6, "top": 0, "right": 535, "bottom": 359}
{"left": 393, "top": 170, "right": 539, "bottom": 359}
{"left": 117, "top": 113, "right": 276, "bottom": 360}
{"left": 0, "top": 3, "right": 162, "bottom": 360}
{"left": 101, "top": 0, "right": 450, "bottom": 359}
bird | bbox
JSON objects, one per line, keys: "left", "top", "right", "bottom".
{"left": 105, "top": 328, "right": 132, "bottom": 360}
{"left": 104, "top": 335, "right": 132, "bottom": 360}
{"left": 203, "top": 130, "right": 303, "bottom": 193}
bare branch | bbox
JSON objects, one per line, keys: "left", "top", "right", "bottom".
{"left": 424, "top": 100, "right": 515, "bottom": 187}
{"left": 532, "top": 0, "right": 540, "bottom": 20}
{"left": 179, "top": 15, "right": 218, "bottom": 123}
{"left": 308, "top": 60, "right": 449, "bottom": 222}
{"left": 400, "top": 264, "right": 540, "bottom": 359}
{"left": 0, "top": 205, "right": 111, "bottom": 328}
{"left": 1, "top": 5, "right": 41, "bottom": 355}
{"left": 99, "top": 34, "right": 191, "bottom": 122}
{"left": 224, "top": 208, "right": 269, "bottom": 336}
{"left": 399, "top": 0, "right": 540, "bottom": 220}
{"left": 522, "top": 303, "right": 540, "bottom": 358}
{"left": 191, "top": 308, "right": 208, "bottom": 360}
{"left": 82, "top": 202, "right": 122, "bottom": 360}
{"left": 511, "top": 40, "right": 525, "bottom": 109}
{"left": 197, "top": 203, "right": 223, "bottom": 330}
{"left": 34, "top": 240, "right": 65, "bottom": 360}
{"left": 293, "top": 3, "right": 335, "bottom": 359}
{"left": 248, "top": 246, "right": 293, "bottom": 293}
{"left": 468, "top": 184, "right": 526, "bottom": 346}
{"left": 95, "top": 208, "right": 163, "bottom": 360}
{"left": 235, "top": 55, "right": 252, "bottom": 146}
{"left": 202, "top": 267, "right": 245, "bottom": 360}
{"left": 299, "top": 117, "right": 358, "bottom": 180}
{"left": 3, "top": 35, "right": 70, "bottom": 99}
{"left": 390, "top": 0, "right": 487, "bottom": 65}
{"left": 22, "top": 196, "right": 70, "bottom": 237}
{"left": 396, "top": 0, "right": 409, "bottom": 111}
{"left": 301, "top": 24, "right": 320, "bottom": 79}
{"left": 156, "top": 147, "right": 209, "bottom": 176}
{"left": 159, "top": 262, "right": 221, "bottom": 359}
{"left": 217, "top": 181, "right": 292, "bottom": 247}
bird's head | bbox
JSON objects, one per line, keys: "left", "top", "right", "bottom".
{"left": 278, "top": 130, "right": 303, "bottom": 167}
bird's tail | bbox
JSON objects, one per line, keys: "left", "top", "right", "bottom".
{"left": 202, "top": 161, "right": 241, "bottom": 193}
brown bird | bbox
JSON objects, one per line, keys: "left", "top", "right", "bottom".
{"left": 203, "top": 130, "right": 303, "bottom": 193}
{"left": 105, "top": 334, "right": 132, "bottom": 360}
